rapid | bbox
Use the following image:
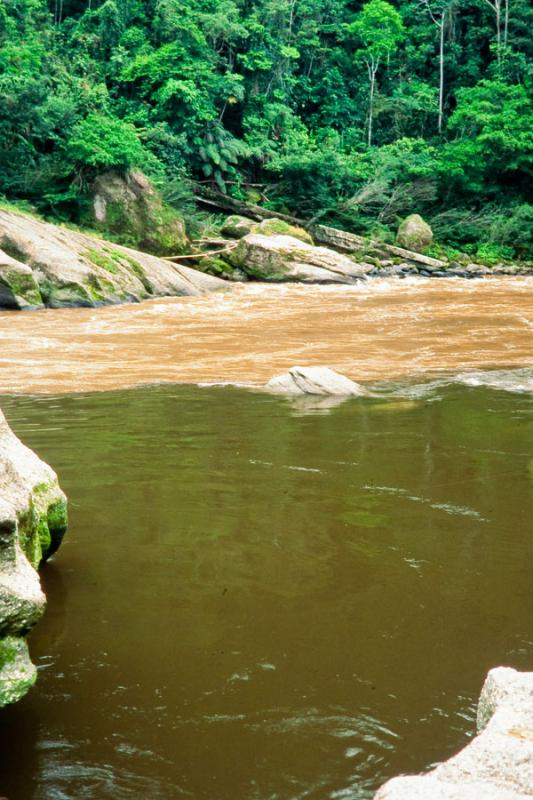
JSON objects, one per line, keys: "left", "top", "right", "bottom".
{"left": 0, "top": 277, "right": 532, "bottom": 394}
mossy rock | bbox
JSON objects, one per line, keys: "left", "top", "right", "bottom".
{"left": 396, "top": 214, "right": 433, "bottom": 253}
{"left": 16, "top": 482, "right": 68, "bottom": 568}
{"left": 258, "top": 218, "right": 313, "bottom": 244}
{"left": 220, "top": 215, "right": 258, "bottom": 239}
{"left": 86, "top": 170, "right": 188, "bottom": 256}
{"left": 194, "top": 256, "right": 248, "bottom": 282}
{"left": 40, "top": 280, "right": 96, "bottom": 309}
{"left": 0, "top": 253, "right": 44, "bottom": 309}
{"left": 0, "top": 637, "right": 37, "bottom": 708}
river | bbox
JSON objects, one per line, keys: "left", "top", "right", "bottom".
{"left": 0, "top": 279, "right": 532, "bottom": 800}
{"left": 0, "top": 278, "right": 532, "bottom": 393}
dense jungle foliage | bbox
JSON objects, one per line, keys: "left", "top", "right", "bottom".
{"left": 1, "top": 0, "right": 532, "bottom": 256}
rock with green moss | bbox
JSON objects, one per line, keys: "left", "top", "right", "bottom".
{"left": 89, "top": 170, "right": 188, "bottom": 255}
{"left": 227, "top": 233, "right": 373, "bottom": 283}
{"left": 258, "top": 218, "right": 314, "bottom": 244}
{"left": 0, "top": 207, "right": 225, "bottom": 310}
{"left": 0, "top": 406, "right": 69, "bottom": 707}
{"left": 396, "top": 214, "right": 433, "bottom": 252}
{"left": 195, "top": 255, "right": 248, "bottom": 282}
{"left": 221, "top": 215, "right": 258, "bottom": 239}
{"left": 0, "top": 636, "right": 37, "bottom": 708}
{"left": 0, "top": 249, "right": 44, "bottom": 309}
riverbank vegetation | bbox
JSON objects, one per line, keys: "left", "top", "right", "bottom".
{"left": 1, "top": 0, "right": 532, "bottom": 257}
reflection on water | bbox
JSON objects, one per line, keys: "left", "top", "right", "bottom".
{"left": 0, "top": 279, "right": 532, "bottom": 393}
{"left": 0, "top": 381, "right": 531, "bottom": 799}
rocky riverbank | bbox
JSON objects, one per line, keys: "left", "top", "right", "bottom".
{"left": 1, "top": 204, "right": 531, "bottom": 310}
{"left": 375, "top": 667, "right": 533, "bottom": 799}
{"left": 0, "top": 208, "right": 224, "bottom": 310}
{"left": 185, "top": 213, "right": 533, "bottom": 283}
{"left": 0, "top": 408, "right": 68, "bottom": 707}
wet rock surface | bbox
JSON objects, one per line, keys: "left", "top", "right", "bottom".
{"left": 266, "top": 366, "right": 365, "bottom": 395}
{"left": 0, "top": 407, "right": 68, "bottom": 707}
{"left": 375, "top": 667, "right": 533, "bottom": 800}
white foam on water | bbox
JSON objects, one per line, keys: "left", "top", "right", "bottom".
{"left": 365, "top": 485, "right": 487, "bottom": 521}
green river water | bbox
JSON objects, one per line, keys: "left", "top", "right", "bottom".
{"left": 0, "top": 379, "right": 532, "bottom": 799}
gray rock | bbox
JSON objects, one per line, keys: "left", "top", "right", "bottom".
{"left": 89, "top": 170, "right": 188, "bottom": 255}
{"left": 221, "top": 215, "right": 258, "bottom": 239}
{"left": 0, "top": 208, "right": 225, "bottom": 310}
{"left": 396, "top": 214, "right": 434, "bottom": 252}
{"left": 374, "top": 667, "right": 533, "bottom": 800}
{"left": 465, "top": 263, "right": 491, "bottom": 275}
{"left": 0, "top": 249, "right": 44, "bottom": 309}
{"left": 228, "top": 233, "right": 373, "bottom": 283}
{"left": 0, "top": 636, "right": 37, "bottom": 707}
{"left": 0, "top": 406, "right": 68, "bottom": 707}
{"left": 266, "top": 366, "right": 365, "bottom": 396}
{"left": 257, "top": 218, "right": 314, "bottom": 244}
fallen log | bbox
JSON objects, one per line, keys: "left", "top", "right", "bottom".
{"left": 194, "top": 188, "right": 447, "bottom": 269}
{"left": 164, "top": 243, "right": 237, "bottom": 262}
{"left": 312, "top": 224, "right": 447, "bottom": 269}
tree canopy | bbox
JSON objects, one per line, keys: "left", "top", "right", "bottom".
{"left": 0, "top": 0, "right": 532, "bottom": 256}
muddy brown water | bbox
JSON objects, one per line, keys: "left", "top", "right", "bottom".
{"left": 0, "top": 279, "right": 532, "bottom": 393}
{"left": 0, "top": 279, "right": 532, "bottom": 800}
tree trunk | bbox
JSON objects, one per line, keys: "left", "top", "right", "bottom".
{"left": 367, "top": 61, "right": 377, "bottom": 147}
{"left": 496, "top": 1, "right": 501, "bottom": 64}
{"left": 504, "top": 0, "right": 509, "bottom": 46}
{"left": 438, "top": 15, "right": 444, "bottom": 134}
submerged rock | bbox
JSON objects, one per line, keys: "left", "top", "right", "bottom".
{"left": 0, "top": 407, "right": 68, "bottom": 707}
{"left": 396, "top": 214, "right": 433, "bottom": 253}
{"left": 0, "top": 208, "right": 224, "bottom": 310}
{"left": 227, "top": 233, "right": 373, "bottom": 283}
{"left": 375, "top": 667, "right": 533, "bottom": 800}
{"left": 266, "top": 366, "right": 365, "bottom": 396}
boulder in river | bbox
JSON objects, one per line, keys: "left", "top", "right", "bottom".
{"left": 0, "top": 407, "right": 68, "bottom": 707}
{"left": 227, "top": 233, "right": 373, "bottom": 283}
{"left": 0, "top": 208, "right": 224, "bottom": 310}
{"left": 396, "top": 214, "right": 433, "bottom": 253}
{"left": 266, "top": 366, "right": 365, "bottom": 396}
{"left": 374, "top": 666, "right": 533, "bottom": 800}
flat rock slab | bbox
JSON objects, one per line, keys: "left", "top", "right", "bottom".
{"left": 0, "top": 209, "right": 224, "bottom": 309}
{"left": 266, "top": 366, "right": 365, "bottom": 396}
{"left": 375, "top": 667, "right": 533, "bottom": 800}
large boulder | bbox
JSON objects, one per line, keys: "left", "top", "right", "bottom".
{"left": 374, "top": 667, "right": 533, "bottom": 800}
{"left": 0, "top": 208, "right": 224, "bottom": 310}
{"left": 0, "top": 407, "right": 68, "bottom": 707}
{"left": 266, "top": 366, "right": 365, "bottom": 396}
{"left": 227, "top": 233, "right": 373, "bottom": 283}
{"left": 396, "top": 214, "right": 433, "bottom": 252}
{"left": 88, "top": 170, "right": 188, "bottom": 255}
